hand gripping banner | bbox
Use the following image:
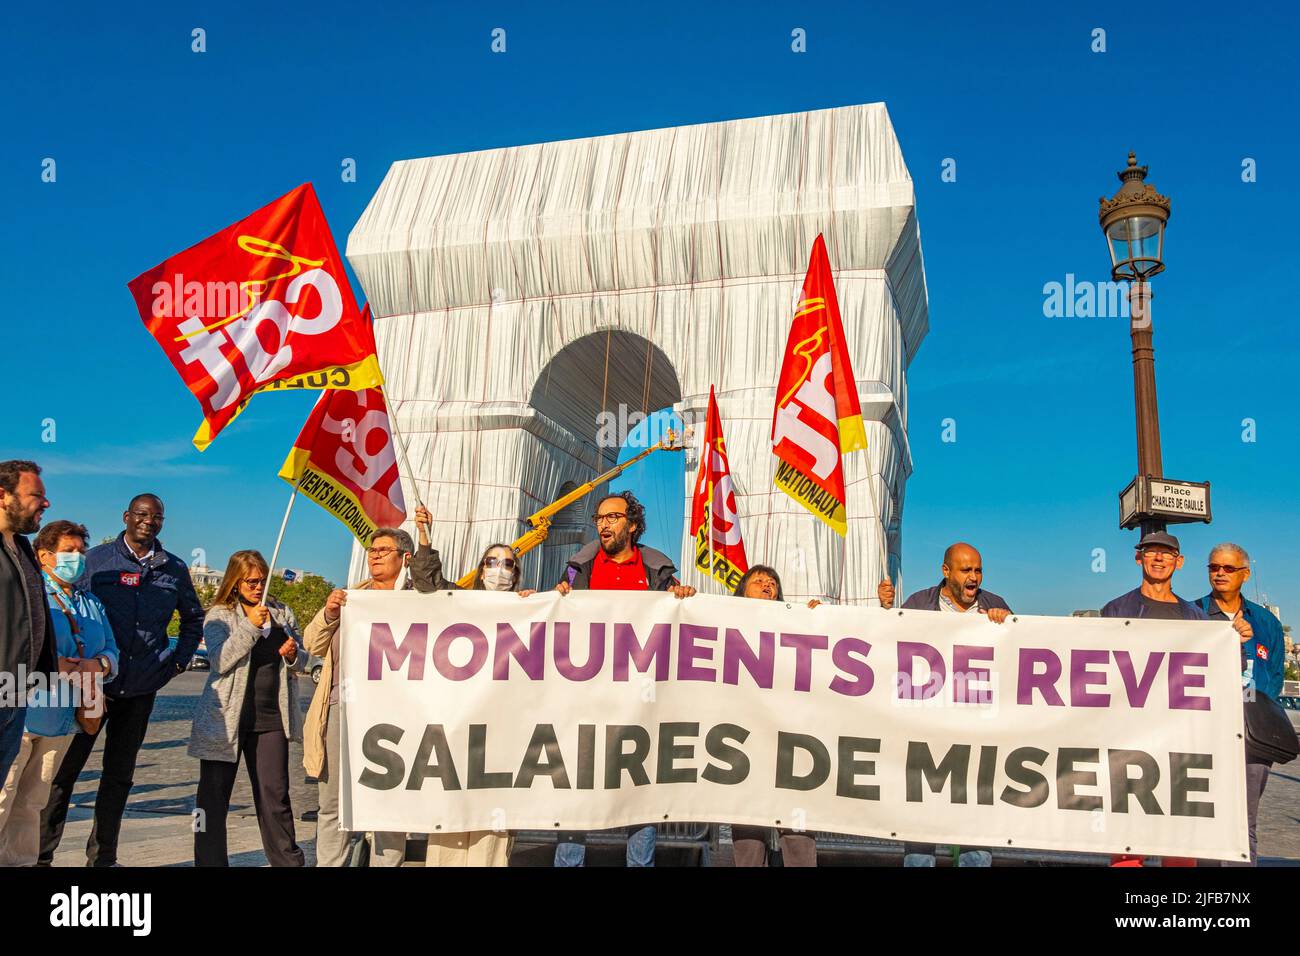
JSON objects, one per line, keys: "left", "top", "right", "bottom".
{"left": 127, "top": 183, "right": 383, "bottom": 450}
{"left": 338, "top": 591, "right": 1249, "bottom": 862}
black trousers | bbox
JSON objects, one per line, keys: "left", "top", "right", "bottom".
{"left": 195, "top": 729, "right": 304, "bottom": 867}
{"left": 39, "top": 691, "right": 157, "bottom": 867}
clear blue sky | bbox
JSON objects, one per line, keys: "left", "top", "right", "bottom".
{"left": 3, "top": 2, "right": 1296, "bottom": 619}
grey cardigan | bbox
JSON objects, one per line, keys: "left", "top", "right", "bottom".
{"left": 188, "top": 599, "right": 309, "bottom": 762}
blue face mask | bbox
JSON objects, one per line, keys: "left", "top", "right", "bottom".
{"left": 50, "top": 552, "right": 86, "bottom": 584}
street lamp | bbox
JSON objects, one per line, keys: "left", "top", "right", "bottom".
{"left": 1100, "top": 152, "right": 1170, "bottom": 283}
{"left": 1102, "top": 154, "right": 1211, "bottom": 538}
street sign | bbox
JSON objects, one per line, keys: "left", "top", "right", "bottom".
{"left": 1119, "top": 475, "right": 1212, "bottom": 529}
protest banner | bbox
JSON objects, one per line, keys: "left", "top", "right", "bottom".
{"left": 338, "top": 591, "right": 1249, "bottom": 861}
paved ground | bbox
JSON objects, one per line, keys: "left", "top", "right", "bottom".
{"left": 47, "top": 671, "right": 1300, "bottom": 867}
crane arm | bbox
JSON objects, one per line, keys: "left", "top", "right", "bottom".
{"left": 453, "top": 428, "right": 687, "bottom": 588}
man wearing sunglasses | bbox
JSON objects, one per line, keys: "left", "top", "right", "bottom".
{"left": 1195, "top": 543, "right": 1283, "bottom": 866}
{"left": 39, "top": 492, "right": 204, "bottom": 867}
{"left": 553, "top": 490, "right": 695, "bottom": 867}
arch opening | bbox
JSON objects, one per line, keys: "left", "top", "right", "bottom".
{"left": 527, "top": 329, "right": 682, "bottom": 587}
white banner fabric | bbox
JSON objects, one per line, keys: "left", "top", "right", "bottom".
{"left": 338, "top": 590, "right": 1248, "bottom": 861}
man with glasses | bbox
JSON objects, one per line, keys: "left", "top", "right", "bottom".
{"left": 39, "top": 493, "right": 203, "bottom": 866}
{"left": 1101, "top": 531, "right": 1208, "bottom": 621}
{"left": 1101, "top": 530, "right": 1206, "bottom": 867}
{"left": 1195, "top": 543, "right": 1283, "bottom": 865}
{"left": 552, "top": 490, "right": 695, "bottom": 867}
{"left": 0, "top": 461, "right": 58, "bottom": 784}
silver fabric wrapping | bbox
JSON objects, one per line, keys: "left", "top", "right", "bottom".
{"left": 345, "top": 103, "right": 928, "bottom": 603}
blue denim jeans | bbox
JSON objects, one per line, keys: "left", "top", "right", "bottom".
{"left": 554, "top": 826, "right": 656, "bottom": 867}
{"left": 0, "top": 705, "right": 26, "bottom": 784}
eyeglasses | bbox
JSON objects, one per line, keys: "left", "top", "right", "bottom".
{"left": 483, "top": 557, "right": 517, "bottom": 570}
{"left": 1207, "top": 564, "right": 1247, "bottom": 573}
{"left": 243, "top": 578, "right": 267, "bottom": 588}
{"left": 367, "top": 547, "right": 399, "bottom": 558}
{"left": 592, "top": 512, "right": 628, "bottom": 526}
{"left": 128, "top": 511, "right": 164, "bottom": 522}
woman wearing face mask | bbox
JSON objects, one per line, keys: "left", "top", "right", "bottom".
{"left": 189, "top": 550, "right": 308, "bottom": 866}
{"left": 416, "top": 542, "right": 534, "bottom": 866}
{"left": 470, "top": 542, "right": 537, "bottom": 596}
{"left": 0, "top": 520, "right": 117, "bottom": 866}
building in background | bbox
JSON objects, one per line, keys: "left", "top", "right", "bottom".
{"left": 189, "top": 565, "right": 224, "bottom": 589}
{"left": 344, "top": 103, "right": 928, "bottom": 603}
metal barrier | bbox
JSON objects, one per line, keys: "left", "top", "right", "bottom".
{"left": 509, "top": 825, "right": 1107, "bottom": 866}
{"left": 810, "top": 831, "right": 1110, "bottom": 866}
{"left": 515, "top": 823, "right": 719, "bottom": 865}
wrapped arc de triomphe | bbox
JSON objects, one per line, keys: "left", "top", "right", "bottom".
{"left": 343, "top": 102, "right": 928, "bottom": 603}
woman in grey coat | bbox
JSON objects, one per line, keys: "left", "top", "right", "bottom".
{"left": 189, "top": 550, "right": 308, "bottom": 866}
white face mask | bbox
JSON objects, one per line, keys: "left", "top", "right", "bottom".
{"left": 481, "top": 566, "right": 513, "bottom": 592}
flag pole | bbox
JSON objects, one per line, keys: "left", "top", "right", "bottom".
{"left": 707, "top": 483, "right": 715, "bottom": 594}
{"left": 864, "top": 472, "right": 891, "bottom": 601}
{"left": 261, "top": 474, "right": 304, "bottom": 607}
{"left": 384, "top": 393, "right": 426, "bottom": 512}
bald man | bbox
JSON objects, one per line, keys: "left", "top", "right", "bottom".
{"left": 877, "top": 543, "right": 1013, "bottom": 623}
{"left": 877, "top": 542, "right": 1011, "bottom": 868}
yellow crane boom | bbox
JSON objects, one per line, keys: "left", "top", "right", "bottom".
{"left": 454, "top": 428, "right": 689, "bottom": 588}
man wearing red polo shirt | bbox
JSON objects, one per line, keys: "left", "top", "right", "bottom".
{"left": 553, "top": 490, "right": 695, "bottom": 866}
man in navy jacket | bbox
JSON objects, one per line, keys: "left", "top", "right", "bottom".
{"left": 39, "top": 493, "right": 203, "bottom": 866}
{"left": 1100, "top": 531, "right": 1208, "bottom": 621}
{"left": 1101, "top": 530, "right": 1206, "bottom": 868}
{"left": 878, "top": 542, "right": 1013, "bottom": 621}
{"left": 877, "top": 542, "right": 1011, "bottom": 867}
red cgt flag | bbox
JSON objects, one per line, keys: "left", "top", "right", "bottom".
{"left": 278, "top": 387, "right": 406, "bottom": 544}
{"left": 127, "top": 183, "right": 383, "bottom": 450}
{"left": 770, "top": 234, "right": 866, "bottom": 536}
{"left": 690, "top": 386, "right": 749, "bottom": 590}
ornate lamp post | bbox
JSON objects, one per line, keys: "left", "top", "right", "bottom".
{"left": 1101, "top": 154, "right": 1210, "bottom": 537}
